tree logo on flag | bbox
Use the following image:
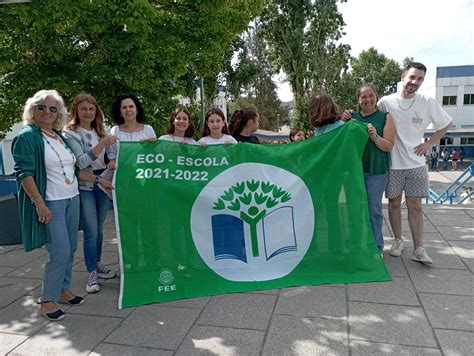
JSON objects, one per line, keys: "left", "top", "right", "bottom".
{"left": 191, "top": 163, "right": 314, "bottom": 282}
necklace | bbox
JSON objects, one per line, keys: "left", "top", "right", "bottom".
{"left": 42, "top": 131, "right": 76, "bottom": 185}
{"left": 397, "top": 95, "right": 416, "bottom": 111}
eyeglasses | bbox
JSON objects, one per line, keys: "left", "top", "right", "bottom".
{"left": 35, "top": 104, "right": 58, "bottom": 113}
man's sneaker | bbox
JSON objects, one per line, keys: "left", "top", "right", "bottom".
{"left": 411, "top": 247, "right": 433, "bottom": 265}
{"left": 389, "top": 239, "right": 404, "bottom": 257}
{"left": 86, "top": 270, "right": 100, "bottom": 293}
{"left": 96, "top": 263, "right": 116, "bottom": 279}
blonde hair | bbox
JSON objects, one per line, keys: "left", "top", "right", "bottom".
{"left": 22, "top": 90, "right": 68, "bottom": 130}
{"left": 65, "top": 93, "right": 106, "bottom": 137}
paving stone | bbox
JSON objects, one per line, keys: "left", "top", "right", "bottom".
{"left": 449, "top": 240, "right": 474, "bottom": 271}
{"left": 348, "top": 302, "right": 437, "bottom": 348}
{"left": 0, "top": 249, "right": 43, "bottom": 268}
{"left": 0, "top": 332, "right": 28, "bottom": 355}
{"left": 275, "top": 285, "right": 347, "bottom": 319}
{"left": 91, "top": 343, "right": 173, "bottom": 356}
{"left": 11, "top": 314, "right": 122, "bottom": 355}
{"left": 415, "top": 236, "right": 467, "bottom": 269}
{"left": 436, "top": 226, "right": 474, "bottom": 242}
{"left": 402, "top": 220, "right": 438, "bottom": 233}
{"left": 382, "top": 228, "right": 393, "bottom": 239}
{"left": 198, "top": 293, "right": 276, "bottom": 330}
{"left": 99, "top": 250, "right": 120, "bottom": 266}
{"left": 348, "top": 277, "right": 419, "bottom": 306}
{"left": 66, "top": 271, "right": 91, "bottom": 298}
{"left": 408, "top": 268, "right": 473, "bottom": 296}
{"left": 382, "top": 254, "right": 408, "bottom": 277}
{"left": 7, "top": 256, "right": 48, "bottom": 279}
{"left": 0, "top": 296, "right": 49, "bottom": 335}
{"left": 160, "top": 296, "right": 210, "bottom": 309}
{"left": 350, "top": 340, "right": 441, "bottom": 355}
{"left": 176, "top": 325, "right": 265, "bottom": 356}
{"left": 67, "top": 283, "right": 134, "bottom": 318}
{"left": 0, "top": 277, "right": 41, "bottom": 307}
{"left": 0, "top": 245, "right": 23, "bottom": 254}
{"left": 105, "top": 305, "right": 200, "bottom": 350}
{"left": 434, "top": 329, "right": 474, "bottom": 356}
{"left": 262, "top": 314, "right": 348, "bottom": 356}
{"left": 0, "top": 266, "right": 14, "bottom": 277}
{"left": 427, "top": 214, "right": 474, "bottom": 227}
{"left": 249, "top": 288, "right": 281, "bottom": 295}
{"left": 418, "top": 293, "right": 473, "bottom": 331}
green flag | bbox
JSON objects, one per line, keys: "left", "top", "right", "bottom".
{"left": 114, "top": 120, "right": 391, "bottom": 309}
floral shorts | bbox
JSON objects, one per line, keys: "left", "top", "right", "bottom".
{"left": 385, "top": 165, "right": 429, "bottom": 198}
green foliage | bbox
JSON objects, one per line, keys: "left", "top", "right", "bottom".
{"left": 335, "top": 48, "right": 404, "bottom": 111}
{"left": 261, "top": 0, "right": 351, "bottom": 129}
{"left": 222, "top": 22, "right": 289, "bottom": 130}
{"left": 0, "top": 0, "right": 264, "bottom": 137}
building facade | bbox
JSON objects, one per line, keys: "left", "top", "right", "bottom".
{"left": 432, "top": 65, "right": 474, "bottom": 158}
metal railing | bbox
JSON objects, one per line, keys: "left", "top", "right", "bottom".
{"left": 426, "top": 163, "right": 473, "bottom": 204}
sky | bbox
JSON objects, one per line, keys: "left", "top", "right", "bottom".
{"left": 277, "top": 0, "right": 474, "bottom": 102}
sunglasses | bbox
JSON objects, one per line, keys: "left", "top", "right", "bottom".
{"left": 35, "top": 104, "right": 58, "bottom": 113}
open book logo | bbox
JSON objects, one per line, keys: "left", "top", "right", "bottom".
{"left": 191, "top": 163, "right": 314, "bottom": 282}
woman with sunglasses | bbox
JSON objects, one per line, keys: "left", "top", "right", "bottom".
{"left": 12, "top": 90, "right": 84, "bottom": 321}
{"left": 63, "top": 94, "right": 117, "bottom": 294}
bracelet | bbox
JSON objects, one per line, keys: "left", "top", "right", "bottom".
{"left": 370, "top": 133, "right": 379, "bottom": 141}
{"left": 31, "top": 195, "right": 42, "bottom": 205}
{"left": 94, "top": 175, "right": 100, "bottom": 185}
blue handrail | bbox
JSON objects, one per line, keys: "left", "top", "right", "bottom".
{"left": 427, "top": 163, "right": 474, "bottom": 204}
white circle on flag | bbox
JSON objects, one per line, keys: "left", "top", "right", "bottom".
{"left": 190, "top": 163, "right": 314, "bottom": 282}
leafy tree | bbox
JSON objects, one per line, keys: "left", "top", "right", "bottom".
{"left": 213, "top": 180, "right": 292, "bottom": 257}
{"left": 335, "top": 48, "right": 404, "bottom": 111}
{"left": 0, "top": 0, "right": 264, "bottom": 137}
{"left": 223, "top": 23, "right": 288, "bottom": 130}
{"left": 261, "top": 0, "right": 351, "bottom": 129}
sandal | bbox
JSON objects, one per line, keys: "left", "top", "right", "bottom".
{"left": 40, "top": 301, "right": 65, "bottom": 321}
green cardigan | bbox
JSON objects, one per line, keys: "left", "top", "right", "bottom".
{"left": 12, "top": 124, "right": 75, "bottom": 252}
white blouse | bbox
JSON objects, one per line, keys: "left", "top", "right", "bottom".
{"left": 109, "top": 124, "right": 157, "bottom": 158}
{"left": 158, "top": 134, "right": 197, "bottom": 145}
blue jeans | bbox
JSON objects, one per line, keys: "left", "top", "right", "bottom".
{"left": 364, "top": 173, "right": 388, "bottom": 253}
{"left": 43, "top": 195, "right": 80, "bottom": 301}
{"left": 80, "top": 186, "right": 110, "bottom": 272}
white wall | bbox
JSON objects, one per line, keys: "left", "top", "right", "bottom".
{"left": 436, "top": 76, "right": 474, "bottom": 128}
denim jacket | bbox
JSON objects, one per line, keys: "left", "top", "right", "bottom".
{"left": 62, "top": 128, "right": 112, "bottom": 191}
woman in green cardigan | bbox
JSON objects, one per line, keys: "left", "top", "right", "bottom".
{"left": 12, "top": 90, "right": 86, "bottom": 321}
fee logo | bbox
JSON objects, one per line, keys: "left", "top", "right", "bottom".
{"left": 190, "top": 163, "right": 314, "bottom": 282}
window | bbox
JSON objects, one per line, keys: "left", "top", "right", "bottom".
{"left": 460, "top": 137, "right": 474, "bottom": 145}
{"left": 463, "top": 94, "right": 474, "bottom": 105}
{"left": 442, "top": 96, "right": 457, "bottom": 106}
{"left": 440, "top": 137, "right": 453, "bottom": 145}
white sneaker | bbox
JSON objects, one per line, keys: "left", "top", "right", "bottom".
{"left": 86, "top": 270, "right": 100, "bottom": 293}
{"left": 411, "top": 247, "right": 433, "bottom": 265}
{"left": 389, "top": 239, "right": 404, "bottom": 257}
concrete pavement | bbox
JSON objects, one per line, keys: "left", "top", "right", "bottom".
{"left": 0, "top": 205, "right": 473, "bottom": 355}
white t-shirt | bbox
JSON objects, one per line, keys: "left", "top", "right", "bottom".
{"left": 378, "top": 93, "right": 452, "bottom": 169}
{"left": 197, "top": 134, "right": 237, "bottom": 145}
{"left": 43, "top": 136, "right": 79, "bottom": 201}
{"left": 158, "top": 134, "right": 197, "bottom": 145}
{"left": 109, "top": 124, "right": 157, "bottom": 158}
{"left": 78, "top": 127, "right": 106, "bottom": 170}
